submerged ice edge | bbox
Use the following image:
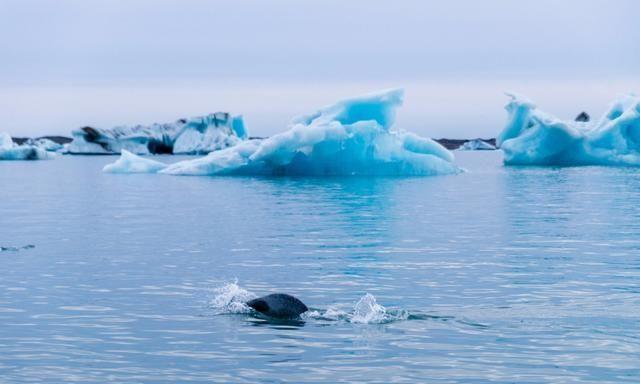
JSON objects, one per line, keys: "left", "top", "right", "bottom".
{"left": 103, "top": 89, "right": 462, "bottom": 177}
{"left": 208, "top": 282, "right": 409, "bottom": 325}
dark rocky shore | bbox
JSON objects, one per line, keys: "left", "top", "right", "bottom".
{"left": 12, "top": 136, "right": 72, "bottom": 145}
{"left": 11, "top": 135, "right": 496, "bottom": 151}
{"left": 435, "top": 138, "right": 496, "bottom": 150}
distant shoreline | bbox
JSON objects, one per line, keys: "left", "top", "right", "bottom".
{"left": 11, "top": 136, "right": 497, "bottom": 152}
{"left": 12, "top": 136, "right": 72, "bottom": 145}
{"left": 434, "top": 138, "right": 496, "bottom": 150}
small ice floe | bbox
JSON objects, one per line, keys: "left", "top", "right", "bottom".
{"left": 102, "top": 150, "right": 168, "bottom": 173}
{"left": 457, "top": 139, "right": 496, "bottom": 151}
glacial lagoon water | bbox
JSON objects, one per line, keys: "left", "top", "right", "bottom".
{"left": 1, "top": 151, "right": 639, "bottom": 383}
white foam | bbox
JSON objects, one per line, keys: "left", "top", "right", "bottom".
{"left": 303, "top": 293, "right": 409, "bottom": 324}
{"left": 350, "top": 293, "right": 389, "bottom": 324}
{"left": 209, "top": 281, "right": 256, "bottom": 314}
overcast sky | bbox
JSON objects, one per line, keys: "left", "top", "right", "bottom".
{"left": 1, "top": 0, "right": 639, "bottom": 138}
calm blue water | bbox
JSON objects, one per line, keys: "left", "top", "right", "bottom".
{"left": 1, "top": 151, "right": 639, "bottom": 383}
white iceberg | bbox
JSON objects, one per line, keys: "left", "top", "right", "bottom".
{"left": 458, "top": 139, "right": 496, "bottom": 151}
{"left": 498, "top": 93, "right": 640, "bottom": 166}
{"left": 156, "top": 89, "right": 461, "bottom": 176}
{"left": 0, "top": 132, "right": 53, "bottom": 160}
{"left": 68, "top": 112, "right": 246, "bottom": 155}
{"left": 0, "top": 132, "right": 13, "bottom": 149}
{"left": 102, "top": 150, "right": 168, "bottom": 173}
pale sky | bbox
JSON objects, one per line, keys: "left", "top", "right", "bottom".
{"left": 1, "top": 0, "right": 639, "bottom": 138}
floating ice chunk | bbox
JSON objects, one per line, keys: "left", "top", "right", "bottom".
{"left": 23, "top": 138, "right": 64, "bottom": 152}
{"left": 69, "top": 113, "right": 246, "bottom": 155}
{"left": 102, "top": 150, "right": 168, "bottom": 173}
{"left": 0, "top": 146, "right": 51, "bottom": 160}
{"left": 458, "top": 139, "right": 496, "bottom": 151}
{"left": 161, "top": 89, "right": 461, "bottom": 176}
{"left": 173, "top": 113, "right": 247, "bottom": 154}
{"left": 498, "top": 93, "right": 640, "bottom": 166}
{"left": 0, "top": 132, "right": 52, "bottom": 160}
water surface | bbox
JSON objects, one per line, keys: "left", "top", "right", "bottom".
{"left": 0, "top": 152, "right": 639, "bottom": 383}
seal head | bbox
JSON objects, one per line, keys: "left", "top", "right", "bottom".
{"left": 246, "top": 293, "right": 308, "bottom": 319}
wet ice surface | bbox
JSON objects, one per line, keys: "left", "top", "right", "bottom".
{"left": 0, "top": 152, "right": 639, "bottom": 383}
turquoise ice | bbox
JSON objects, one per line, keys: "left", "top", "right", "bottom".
{"left": 498, "top": 93, "right": 640, "bottom": 166}
{"left": 104, "top": 89, "right": 461, "bottom": 176}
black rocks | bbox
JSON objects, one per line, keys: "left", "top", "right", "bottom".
{"left": 575, "top": 112, "right": 590, "bottom": 122}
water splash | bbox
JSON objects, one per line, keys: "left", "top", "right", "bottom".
{"left": 209, "top": 282, "right": 411, "bottom": 324}
{"left": 209, "top": 281, "right": 256, "bottom": 314}
{"left": 303, "top": 293, "right": 409, "bottom": 324}
{"left": 351, "top": 293, "right": 408, "bottom": 324}
{"left": 302, "top": 307, "right": 348, "bottom": 322}
{"left": 351, "top": 293, "right": 388, "bottom": 323}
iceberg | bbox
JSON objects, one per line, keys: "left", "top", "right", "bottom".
{"left": 498, "top": 93, "right": 640, "bottom": 166}
{"left": 68, "top": 112, "right": 246, "bottom": 155}
{"left": 458, "top": 139, "right": 496, "bottom": 151}
{"left": 102, "top": 150, "right": 168, "bottom": 173}
{"left": 0, "top": 132, "right": 53, "bottom": 160}
{"left": 12, "top": 137, "right": 65, "bottom": 152}
{"left": 155, "top": 89, "right": 461, "bottom": 176}
{"left": 0, "top": 132, "right": 13, "bottom": 149}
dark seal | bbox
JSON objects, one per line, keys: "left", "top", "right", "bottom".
{"left": 246, "top": 293, "right": 308, "bottom": 319}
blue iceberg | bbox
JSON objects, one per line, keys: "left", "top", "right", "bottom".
{"left": 0, "top": 132, "right": 53, "bottom": 160}
{"left": 68, "top": 112, "right": 246, "bottom": 155}
{"left": 154, "top": 89, "right": 461, "bottom": 176}
{"left": 498, "top": 93, "right": 640, "bottom": 166}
